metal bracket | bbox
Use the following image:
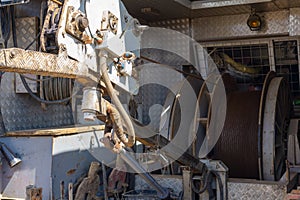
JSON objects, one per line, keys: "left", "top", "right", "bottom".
{"left": 182, "top": 167, "right": 194, "bottom": 200}
{"left": 201, "top": 160, "right": 228, "bottom": 200}
{"left": 101, "top": 11, "right": 118, "bottom": 35}
{"left": 65, "top": 6, "right": 92, "bottom": 44}
{"left": 184, "top": 160, "right": 228, "bottom": 200}
{"left": 0, "top": 48, "right": 99, "bottom": 84}
{"left": 26, "top": 185, "right": 42, "bottom": 200}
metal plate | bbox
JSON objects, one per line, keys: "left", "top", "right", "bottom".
{"left": 15, "top": 17, "right": 38, "bottom": 93}
{"left": 289, "top": 8, "right": 300, "bottom": 36}
{"left": 192, "top": 10, "right": 289, "bottom": 41}
{"left": 15, "top": 74, "right": 37, "bottom": 93}
{"left": 0, "top": 137, "right": 52, "bottom": 200}
{"left": 149, "top": 18, "right": 191, "bottom": 36}
{"left": 15, "top": 17, "right": 38, "bottom": 51}
{"left": 228, "top": 181, "right": 287, "bottom": 200}
{"left": 134, "top": 175, "right": 183, "bottom": 197}
{"left": 51, "top": 130, "right": 112, "bottom": 200}
{"left": 137, "top": 65, "right": 182, "bottom": 130}
{"left": 0, "top": 72, "right": 74, "bottom": 132}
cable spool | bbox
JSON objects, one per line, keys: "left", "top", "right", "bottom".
{"left": 212, "top": 90, "right": 261, "bottom": 179}
{"left": 42, "top": 77, "right": 73, "bottom": 102}
{"left": 198, "top": 71, "right": 291, "bottom": 181}
{"left": 164, "top": 71, "right": 291, "bottom": 181}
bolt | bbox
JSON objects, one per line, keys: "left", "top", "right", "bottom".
{"left": 77, "top": 16, "right": 89, "bottom": 32}
{"left": 9, "top": 51, "right": 16, "bottom": 59}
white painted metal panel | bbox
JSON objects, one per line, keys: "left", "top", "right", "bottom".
{"left": 0, "top": 137, "right": 52, "bottom": 200}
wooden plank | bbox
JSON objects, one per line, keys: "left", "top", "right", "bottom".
{"left": 5, "top": 125, "right": 105, "bottom": 137}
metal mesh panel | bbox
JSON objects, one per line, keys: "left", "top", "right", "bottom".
{"left": 274, "top": 40, "right": 300, "bottom": 98}
{"left": 207, "top": 44, "right": 270, "bottom": 90}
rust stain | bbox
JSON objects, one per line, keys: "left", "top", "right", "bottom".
{"left": 67, "top": 168, "right": 76, "bottom": 176}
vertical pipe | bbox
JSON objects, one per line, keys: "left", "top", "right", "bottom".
{"left": 68, "top": 183, "right": 73, "bottom": 200}
{"left": 60, "top": 181, "right": 64, "bottom": 200}
{"left": 98, "top": 50, "right": 135, "bottom": 146}
{"left": 102, "top": 163, "right": 108, "bottom": 200}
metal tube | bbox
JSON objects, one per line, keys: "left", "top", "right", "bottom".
{"left": 102, "top": 163, "right": 108, "bottom": 200}
{"left": 0, "top": 143, "right": 21, "bottom": 168}
{"left": 119, "top": 148, "right": 169, "bottom": 199}
{"left": 68, "top": 183, "right": 73, "bottom": 200}
{"left": 98, "top": 50, "right": 135, "bottom": 147}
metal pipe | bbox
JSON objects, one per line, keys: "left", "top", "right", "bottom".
{"left": 119, "top": 148, "right": 169, "bottom": 199}
{"left": 0, "top": 143, "right": 21, "bottom": 168}
{"left": 68, "top": 183, "right": 73, "bottom": 200}
{"left": 98, "top": 50, "right": 135, "bottom": 147}
{"left": 102, "top": 163, "right": 108, "bottom": 200}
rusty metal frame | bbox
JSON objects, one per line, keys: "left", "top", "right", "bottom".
{"left": 0, "top": 48, "right": 99, "bottom": 84}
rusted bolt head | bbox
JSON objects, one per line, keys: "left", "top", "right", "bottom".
{"left": 9, "top": 51, "right": 16, "bottom": 59}
{"left": 77, "top": 16, "right": 89, "bottom": 31}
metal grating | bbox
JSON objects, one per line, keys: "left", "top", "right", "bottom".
{"left": 228, "top": 181, "right": 287, "bottom": 200}
{"left": 207, "top": 44, "right": 270, "bottom": 90}
{"left": 274, "top": 40, "right": 300, "bottom": 98}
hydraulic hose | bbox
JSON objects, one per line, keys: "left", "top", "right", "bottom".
{"left": 99, "top": 51, "right": 135, "bottom": 147}
{"left": 106, "top": 102, "right": 134, "bottom": 147}
{"left": 191, "top": 169, "right": 211, "bottom": 194}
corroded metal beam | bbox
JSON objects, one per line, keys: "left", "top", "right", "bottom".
{"left": 0, "top": 48, "right": 99, "bottom": 84}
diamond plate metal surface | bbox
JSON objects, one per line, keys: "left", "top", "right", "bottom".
{"left": 0, "top": 48, "right": 94, "bottom": 80}
{"left": 14, "top": 17, "right": 38, "bottom": 93}
{"left": 191, "top": 0, "right": 275, "bottom": 9}
{"left": 136, "top": 66, "right": 182, "bottom": 131}
{"left": 192, "top": 11, "right": 289, "bottom": 41}
{"left": 134, "top": 175, "right": 182, "bottom": 197}
{"left": 0, "top": 73, "right": 74, "bottom": 131}
{"left": 149, "top": 18, "right": 191, "bottom": 36}
{"left": 228, "top": 181, "right": 287, "bottom": 200}
{"left": 135, "top": 176, "right": 288, "bottom": 199}
{"left": 15, "top": 17, "right": 38, "bottom": 51}
{"left": 289, "top": 8, "right": 300, "bottom": 36}
{"left": 143, "top": 20, "right": 191, "bottom": 65}
{"left": 0, "top": 73, "right": 4, "bottom": 135}
{"left": 138, "top": 19, "right": 191, "bottom": 129}
{"left": 0, "top": 17, "right": 74, "bottom": 132}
